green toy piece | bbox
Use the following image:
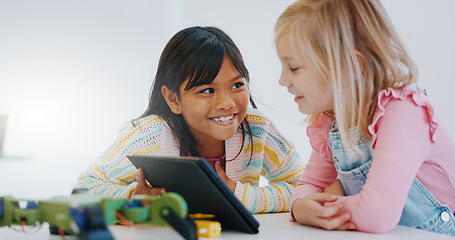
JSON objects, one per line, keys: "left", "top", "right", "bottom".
{"left": 0, "top": 192, "right": 196, "bottom": 240}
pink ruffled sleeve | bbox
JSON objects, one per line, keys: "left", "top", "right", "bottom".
{"left": 306, "top": 114, "right": 333, "bottom": 160}
{"left": 329, "top": 86, "right": 440, "bottom": 233}
{"left": 368, "top": 86, "right": 439, "bottom": 149}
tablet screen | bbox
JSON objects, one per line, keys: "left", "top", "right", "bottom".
{"left": 127, "top": 155, "right": 259, "bottom": 234}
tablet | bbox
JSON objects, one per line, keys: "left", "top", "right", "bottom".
{"left": 127, "top": 155, "right": 259, "bottom": 234}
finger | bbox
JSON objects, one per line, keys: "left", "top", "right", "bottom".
{"left": 135, "top": 168, "right": 148, "bottom": 187}
{"left": 145, "top": 187, "right": 167, "bottom": 196}
{"left": 317, "top": 212, "right": 352, "bottom": 231}
{"left": 215, "top": 162, "right": 226, "bottom": 178}
{"left": 334, "top": 221, "right": 356, "bottom": 231}
{"left": 214, "top": 162, "right": 236, "bottom": 192}
{"left": 135, "top": 168, "right": 167, "bottom": 195}
{"left": 309, "top": 192, "right": 339, "bottom": 201}
{"left": 318, "top": 203, "right": 344, "bottom": 218}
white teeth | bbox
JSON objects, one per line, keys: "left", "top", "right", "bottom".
{"left": 213, "top": 115, "right": 233, "bottom": 122}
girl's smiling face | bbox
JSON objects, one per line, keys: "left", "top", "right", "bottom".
{"left": 172, "top": 56, "right": 250, "bottom": 152}
{"left": 276, "top": 34, "right": 334, "bottom": 115}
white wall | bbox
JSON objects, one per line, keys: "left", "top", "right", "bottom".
{"left": 0, "top": 0, "right": 454, "bottom": 200}
{"left": 0, "top": 0, "right": 186, "bottom": 199}
{"left": 381, "top": 0, "right": 455, "bottom": 135}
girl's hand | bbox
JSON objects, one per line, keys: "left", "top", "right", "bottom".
{"left": 133, "top": 168, "right": 167, "bottom": 196}
{"left": 324, "top": 179, "right": 345, "bottom": 196}
{"left": 292, "top": 193, "right": 356, "bottom": 231}
{"left": 215, "top": 162, "right": 236, "bottom": 192}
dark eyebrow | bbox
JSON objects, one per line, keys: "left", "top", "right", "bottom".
{"left": 232, "top": 74, "right": 245, "bottom": 81}
{"left": 193, "top": 74, "right": 245, "bottom": 89}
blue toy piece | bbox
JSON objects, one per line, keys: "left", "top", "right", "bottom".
{"left": 0, "top": 197, "right": 4, "bottom": 220}
{"left": 78, "top": 205, "right": 114, "bottom": 240}
{"left": 26, "top": 201, "right": 38, "bottom": 209}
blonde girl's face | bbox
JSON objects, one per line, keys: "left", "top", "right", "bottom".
{"left": 276, "top": 34, "right": 334, "bottom": 115}
{"left": 177, "top": 57, "right": 249, "bottom": 148}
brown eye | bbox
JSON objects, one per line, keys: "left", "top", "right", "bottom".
{"left": 232, "top": 82, "right": 244, "bottom": 89}
{"left": 201, "top": 88, "right": 214, "bottom": 94}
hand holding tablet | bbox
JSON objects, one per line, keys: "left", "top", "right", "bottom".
{"left": 128, "top": 155, "right": 259, "bottom": 234}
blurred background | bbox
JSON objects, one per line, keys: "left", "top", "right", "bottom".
{"left": 1, "top": 0, "right": 454, "bottom": 200}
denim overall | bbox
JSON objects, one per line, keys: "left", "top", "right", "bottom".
{"left": 329, "top": 123, "right": 455, "bottom": 235}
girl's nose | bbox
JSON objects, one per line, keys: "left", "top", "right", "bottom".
{"left": 215, "top": 92, "right": 235, "bottom": 110}
{"left": 279, "top": 73, "right": 290, "bottom": 87}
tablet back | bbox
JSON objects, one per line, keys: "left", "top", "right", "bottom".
{"left": 127, "top": 155, "right": 259, "bottom": 234}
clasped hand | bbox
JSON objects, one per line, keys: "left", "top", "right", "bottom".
{"left": 293, "top": 193, "right": 355, "bottom": 230}
{"left": 292, "top": 179, "right": 356, "bottom": 231}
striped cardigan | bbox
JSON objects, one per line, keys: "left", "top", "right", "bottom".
{"left": 75, "top": 108, "right": 305, "bottom": 213}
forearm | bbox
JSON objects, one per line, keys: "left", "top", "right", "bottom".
{"left": 75, "top": 169, "right": 137, "bottom": 198}
{"left": 235, "top": 181, "right": 295, "bottom": 213}
{"left": 232, "top": 151, "right": 303, "bottom": 214}
{"left": 292, "top": 150, "right": 338, "bottom": 201}
{"left": 75, "top": 154, "right": 138, "bottom": 196}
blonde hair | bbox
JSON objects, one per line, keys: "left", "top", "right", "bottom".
{"left": 275, "top": 0, "right": 417, "bottom": 155}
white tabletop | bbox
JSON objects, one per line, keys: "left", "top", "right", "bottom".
{"left": 1, "top": 213, "right": 454, "bottom": 240}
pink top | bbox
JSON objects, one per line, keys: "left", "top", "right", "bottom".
{"left": 185, "top": 151, "right": 226, "bottom": 171}
{"left": 205, "top": 154, "right": 226, "bottom": 171}
{"left": 291, "top": 86, "right": 455, "bottom": 233}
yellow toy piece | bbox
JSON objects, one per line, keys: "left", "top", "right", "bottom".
{"left": 194, "top": 220, "right": 221, "bottom": 238}
{"left": 188, "top": 213, "right": 216, "bottom": 220}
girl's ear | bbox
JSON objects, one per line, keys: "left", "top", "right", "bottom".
{"left": 161, "top": 85, "right": 181, "bottom": 114}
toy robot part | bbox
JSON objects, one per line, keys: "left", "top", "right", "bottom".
{"left": 160, "top": 206, "right": 197, "bottom": 240}
{"left": 150, "top": 192, "right": 188, "bottom": 226}
{"left": 0, "top": 197, "right": 3, "bottom": 220}
{"left": 189, "top": 213, "right": 216, "bottom": 220}
{"left": 78, "top": 205, "right": 114, "bottom": 240}
{"left": 194, "top": 220, "right": 221, "bottom": 238}
{"left": 1, "top": 193, "right": 217, "bottom": 240}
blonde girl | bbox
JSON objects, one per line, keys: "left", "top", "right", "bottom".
{"left": 275, "top": 0, "right": 455, "bottom": 235}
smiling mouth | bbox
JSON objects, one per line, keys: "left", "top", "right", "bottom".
{"left": 211, "top": 114, "right": 234, "bottom": 122}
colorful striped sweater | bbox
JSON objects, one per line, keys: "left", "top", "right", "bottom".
{"left": 75, "top": 108, "right": 305, "bottom": 213}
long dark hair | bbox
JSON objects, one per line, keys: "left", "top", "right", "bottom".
{"left": 136, "top": 26, "right": 256, "bottom": 158}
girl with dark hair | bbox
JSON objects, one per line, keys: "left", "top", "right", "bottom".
{"left": 75, "top": 26, "right": 305, "bottom": 213}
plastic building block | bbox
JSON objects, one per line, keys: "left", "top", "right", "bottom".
{"left": 0, "top": 196, "right": 20, "bottom": 226}
{"left": 150, "top": 192, "right": 187, "bottom": 226}
{"left": 194, "top": 220, "right": 221, "bottom": 238}
{"left": 160, "top": 206, "right": 197, "bottom": 240}
{"left": 0, "top": 197, "right": 3, "bottom": 221}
